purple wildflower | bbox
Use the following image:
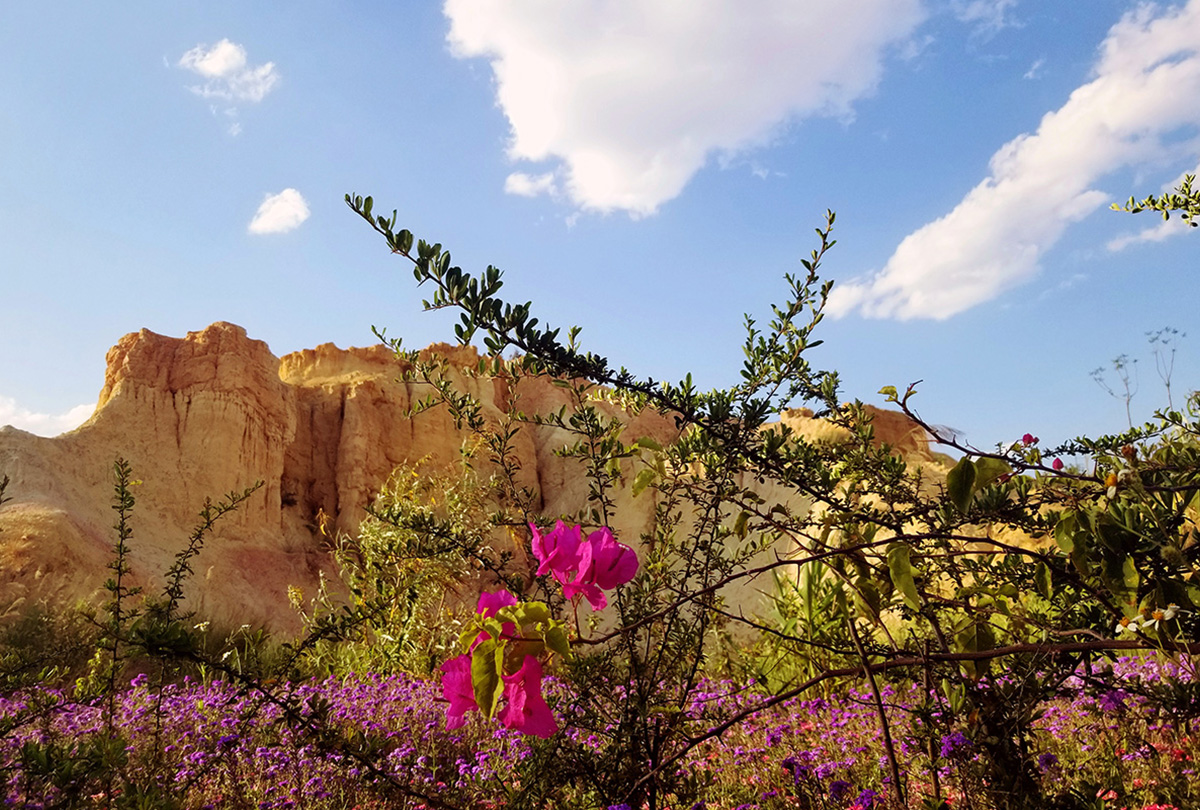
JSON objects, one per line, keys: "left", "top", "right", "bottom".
{"left": 939, "top": 731, "right": 972, "bottom": 759}
{"left": 829, "top": 779, "right": 852, "bottom": 801}
{"left": 856, "top": 788, "right": 881, "bottom": 808}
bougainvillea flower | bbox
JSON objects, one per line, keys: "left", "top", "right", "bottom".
{"left": 530, "top": 520, "right": 584, "bottom": 580}
{"left": 497, "top": 656, "right": 557, "bottom": 738}
{"left": 537, "top": 524, "right": 640, "bottom": 611}
{"left": 1052, "top": 458, "right": 1064, "bottom": 471}
{"left": 476, "top": 588, "right": 518, "bottom": 618}
{"left": 440, "top": 654, "right": 478, "bottom": 729}
{"left": 561, "top": 570, "right": 609, "bottom": 611}
{"left": 559, "top": 527, "right": 640, "bottom": 610}
{"left": 583, "top": 527, "right": 639, "bottom": 590}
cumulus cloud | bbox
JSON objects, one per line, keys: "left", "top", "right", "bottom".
{"left": 179, "top": 39, "right": 279, "bottom": 102}
{"left": 0, "top": 397, "right": 92, "bottom": 437}
{"left": 829, "top": 0, "right": 1200, "bottom": 320}
{"left": 248, "top": 189, "right": 310, "bottom": 234}
{"left": 444, "top": 0, "right": 925, "bottom": 216}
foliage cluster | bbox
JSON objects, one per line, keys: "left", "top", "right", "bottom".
{"left": 340, "top": 192, "right": 1199, "bottom": 809}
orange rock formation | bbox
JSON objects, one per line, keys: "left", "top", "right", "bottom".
{"left": 0, "top": 323, "right": 932, "bottom": 633}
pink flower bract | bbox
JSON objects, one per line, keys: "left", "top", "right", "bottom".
{"left": 473, "top": 588, "right": 518, "bottom": 648}
{"left": 530, "top": 520, "right": 583, "bottom": 580}
{"left": 534, "top": 523, "right": 639, "bottom": 611}
{"left": 440, "top": 654, "right": 478, "bottom": 729}
{"left": 583, "top": 527, "right": 639, "bottom": 590}
{"left": 561, "top": 573, "right": 608, "bottom": 611}
{"left": 476, "top": 588, "right": 518, "bottom": 618}
{"left": 497, "top": 656, "right": 557, "bottom": 738}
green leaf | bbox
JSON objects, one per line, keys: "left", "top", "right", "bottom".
{"left": 955, "top": 618, "right": 993, "bottom": 679}
{"left": 544, "top": 626, "right": 571, "bottom": 660}
{"left": 1053, "top": 515, "right": 1075, "bottom": 553}
{"left": 482, "top": 618, "right": 505, "bottom": 642}
{"left": 634, "top": 436, "right": 662, "bottom": 451}
{"left": 458, "top": 625, "right": 481, "bottom": 651}
{"left": 887, "top": 543, "right": 921, "bottom": 611}
{"left": 852, "top": 579, "right": 882, "bottom": 621}
{"left": 973, "top": 457, "right": 1011, "bottom": 490}
{"left": 956, "top": 620, "right": 978, "bottom": 653}
{"left": 471, "top": 640, "right": 504, "bottom": 719}
{"left": 947, "top": 457, "right": 977, "bottom": 514}
{"left": 1034, "top": 563, "right": 1052, "bottom": 599}
{"left": 1121, "top": 555, "right": 1140, "bottom": 594}
{"left": 632, "top": 468, "right": 656, "bottom": 497}
{"left": 734, "top": 511, "right": 750, "bottom": 540}
{"left": 513, "top": 601, "right": 550, "bottom": 627}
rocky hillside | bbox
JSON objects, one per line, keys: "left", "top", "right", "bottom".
{"left": 0, "top": 322, "right": 934, "bottom": 633}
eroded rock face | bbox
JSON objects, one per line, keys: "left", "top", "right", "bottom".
{"left": 1, "top": 323, "right": 314, "bottom": 631}
{"left": 0, "top": 323, "right": 934, "bottom": 633}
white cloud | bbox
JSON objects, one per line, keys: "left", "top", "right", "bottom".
{"left": 248, "top": 189, "right": 310, "bottom": 234}
{"left": 1023, "top": 57, "right": 1045, "bottom": 80}
{"left": 504, "top": 171, "right": 559, "bottom": 198}
{"left": 179, "top": 39, "right": 279, "bottom": 102}
{"left": 0, "top": 397, "right": 92, "bottom": 437}
{"left": 180, "top": 38, "right": 247, "bottom": 79}
{"left": 444, "top": 0, "right": 925, "bottom": 216}
{"left": 829, "top": 0, "right": 1200, "bottom": 320}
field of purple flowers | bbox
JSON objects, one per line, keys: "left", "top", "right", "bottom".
{"left": 2, "top": 655, "right": 1196, "bottom": 810}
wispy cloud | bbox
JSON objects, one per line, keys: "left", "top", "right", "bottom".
{"left": 1023, "top": 57, "right": 1045, "bottom": 80}
{"left": 504, "top": 172, "right": 559, "bottom": 198}
{"left": 248, "top": 189, "right": 310, "bottom": 234}
{"left": 1107, "top": 214, "right": 1194, "bottom": 251}
{"left": 829, "top": 0, "right": 1200, "bottom": 320}
{"left": 1107, "top": 164, "right": 1200, "bottom": 251}
{"left": 952, "top": 0, "right": 1021, "bottom": 37}
{"left": 444, "top": 0, "right": 925, "bottom": 216}
{"left": 178, "top": 39, "right": 279, "bottom": 134}
{"left": 0, "top": 397, "right": 92, "bottom": 437}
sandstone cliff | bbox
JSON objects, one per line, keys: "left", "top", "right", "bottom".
{"left": 0, "top": 322, "right": 934, "bottom": 633}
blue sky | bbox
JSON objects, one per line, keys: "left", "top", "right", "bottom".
{"left": 2, "top": 1, "right": 1198, "bottom": 451}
